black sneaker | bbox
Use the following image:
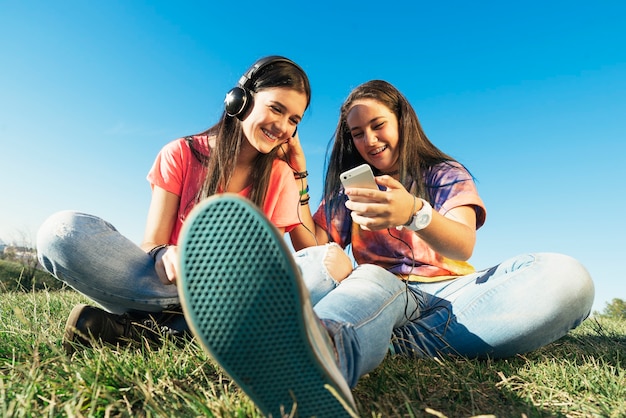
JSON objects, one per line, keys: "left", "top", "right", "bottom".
{"left": 178, "top": 194, "right": 358, "bottom": 417}
{"left": 63, "top": 304, "right": 189, "bottom": 355}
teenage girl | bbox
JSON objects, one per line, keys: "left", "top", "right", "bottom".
{"left": 36, "top": 56, "right": 313, "bottom": 354}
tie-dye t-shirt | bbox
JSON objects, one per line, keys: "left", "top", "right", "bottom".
{"left": 313, "top": 161, "right": 487, "bottom": 279}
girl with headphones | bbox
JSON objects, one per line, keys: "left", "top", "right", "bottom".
{"left": 36, "top": 56, "right": 313, "bottom": 354}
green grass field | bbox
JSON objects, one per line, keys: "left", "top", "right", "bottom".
{"left": 1, "top": 289, "right": 625, "bottom": 417}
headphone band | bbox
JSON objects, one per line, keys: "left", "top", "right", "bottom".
{"left": 236, "top": 55, "right": 302, "bottom": 90}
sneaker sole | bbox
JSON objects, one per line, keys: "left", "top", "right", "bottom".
{"left": 178, "top": 194, "right": 356, "bottom": 417}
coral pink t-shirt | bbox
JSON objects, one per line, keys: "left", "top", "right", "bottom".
{"left": 147, "top": 135, "right": 301, "bottom": 244}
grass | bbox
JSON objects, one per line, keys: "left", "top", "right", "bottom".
{"left": 0, "top": 259, "right": 63, "bottom": 292}
{"left": 1, "top": 289, "right": 624, "bottom": 417}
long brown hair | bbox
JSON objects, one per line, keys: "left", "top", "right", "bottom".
{"left": 323, "top": 80, "right": 456, "bottom": 222}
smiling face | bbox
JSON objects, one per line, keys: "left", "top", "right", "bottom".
{"left": 346, "top": 98, "right": 400, "bottom": 173}
{"left": 240, "top": 87, "right": 307, "bottom": 154}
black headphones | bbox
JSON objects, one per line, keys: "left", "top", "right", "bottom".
{"left": 223, "top": 55, "right": 302, "bottom": 121}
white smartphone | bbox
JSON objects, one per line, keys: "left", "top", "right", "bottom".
{"left": 340, "top": 164, "right": 378, "bottom": 201}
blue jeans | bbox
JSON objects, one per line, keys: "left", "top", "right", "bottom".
{"left": 38, "top": 211, "right": 595, "bottom": 390}
{"left": 36, "top": 211, "right": 180, "bottom": 314}
{"left": 296, "top": 245, "right": 594, "bottom": 388}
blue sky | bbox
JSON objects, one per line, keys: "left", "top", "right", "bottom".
{"left": 1, "top": 1, "right": 624, "bottom": 313}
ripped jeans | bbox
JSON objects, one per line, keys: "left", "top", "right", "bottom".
{"left": 37, "top": 211, "right": 595, "bottom": 389}
{"left": 296, "top": 245, "right": 595, "bottom": 388}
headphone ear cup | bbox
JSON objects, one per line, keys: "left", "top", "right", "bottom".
{"left": 224, "top": 86, "right": 252, "bottom": 119}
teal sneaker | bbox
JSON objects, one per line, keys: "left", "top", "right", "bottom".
{"left": 178, "top": 194, "right": 357, "bottom": 417}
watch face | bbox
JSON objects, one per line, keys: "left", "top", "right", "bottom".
{"left": 416, "top": 213, "right": 430, "bottom": 227}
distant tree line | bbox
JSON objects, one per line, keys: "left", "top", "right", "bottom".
{"left": 597, "top": 298, "right": 626, "bottom": 320}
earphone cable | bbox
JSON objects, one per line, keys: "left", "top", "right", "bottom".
{"left": 280, "top": 145, "right": 318, "bottom": 246}
{"left": 386, "top": 219, "right": 420, "bottom": 322}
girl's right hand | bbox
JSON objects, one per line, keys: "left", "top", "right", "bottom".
{"left": 154, "top": 245, "right": 180, "bottom": 285}
{"left": 277, "top": 131, "right": 306, "bottom": 173}
{"left": 344, "top": 175, "right": 415, "bottom": 230}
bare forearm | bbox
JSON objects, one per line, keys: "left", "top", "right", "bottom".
{"left": 289, "top": 178, "right": 328, "bottom": 250}
{"left": 414, "top": 210, "right": 476, "bottom": 261}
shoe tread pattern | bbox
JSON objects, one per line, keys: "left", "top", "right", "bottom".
{"left": 179, "top": 195, "right": 353, "bottom": 417}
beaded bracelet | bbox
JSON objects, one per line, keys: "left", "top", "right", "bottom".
{"left": 148, "top": 244, "right": 169, "bottom": 261}
{"left": 299, "top": 185, "right": 310, "bottom": 196}
{"left": 293, "top": 170, "right": 308, "bottom": 179}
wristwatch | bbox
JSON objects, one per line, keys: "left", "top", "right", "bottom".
{"left": 403, "top": 198, "right": 433, "bottom": 231}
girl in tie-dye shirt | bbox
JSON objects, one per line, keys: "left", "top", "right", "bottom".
{"left": 314, "top": 160, "right": 486, "bottom": 280}
{"left": 291, "top": 80, "right": 594, "bottom": 390}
